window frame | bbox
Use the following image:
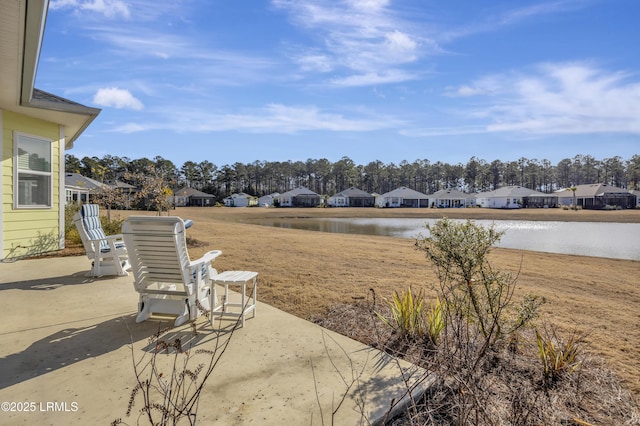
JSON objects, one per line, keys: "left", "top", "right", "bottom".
{"left": 13, "top": 131, "right": 54, "bottom": 209}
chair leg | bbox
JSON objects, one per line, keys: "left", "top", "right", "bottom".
{"left": 89, "top": 259, "right": 101, "bottom": 277}
{"left": 114, "top": 256, "right": 129, "bottom": 276}
{"left": 136, "top": 299, "right": 152, "bottom": 323}
{"left": 175, "top": 299, "right": 192, "bottom": 326}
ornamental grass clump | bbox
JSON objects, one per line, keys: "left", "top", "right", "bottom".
{"left": 536, "top": 325, "right": 583, "bottom": 386}
{"left": 377, "top": 287, "right": 425, "bottom": 339}
{"left": 426, "top": 298, "right": 445, "bottom": 346}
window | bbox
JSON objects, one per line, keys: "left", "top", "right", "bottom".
{"left": 14, "top": 132, "right": 53, "bottom": 208}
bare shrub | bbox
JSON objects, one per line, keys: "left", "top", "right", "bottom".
{"left": 113, "top": 304, "right": 238, "bottom": 426}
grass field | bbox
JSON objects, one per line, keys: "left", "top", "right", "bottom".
{"left": 106, "top": 206, "right": 640, "bottom": 399}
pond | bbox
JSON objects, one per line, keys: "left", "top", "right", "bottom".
{"left": 248, "top": 218, "right": 640, "bottom": 261}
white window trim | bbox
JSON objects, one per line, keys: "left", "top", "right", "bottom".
{"left": 59, "top": 126, "right": 66, "bottom": 250}
{"left": 13, "top": 131, "right": 54, "bottom": 209}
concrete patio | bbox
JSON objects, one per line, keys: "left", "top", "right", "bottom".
{"left": 0, "top": 255, "right": 427, "bottom": 425}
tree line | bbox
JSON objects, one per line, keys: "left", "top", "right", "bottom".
{"left": 66, "top": 153, "right": 640, "bottom": 200}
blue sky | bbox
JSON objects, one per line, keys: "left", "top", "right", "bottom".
{"left": 39, "top": 0, "right": 639, "bottom": 167}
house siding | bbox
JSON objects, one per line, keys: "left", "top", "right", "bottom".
{"left": 2, "top": 110, "right": 62, "bottom": 259}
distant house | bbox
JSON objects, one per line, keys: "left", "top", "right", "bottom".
{"left": 64, "top": 173, "right": 108, "bottom": 205}
{"left": 630, "top": 190, "right": 640, "bottom": 208}
{"left": 172, "top": 187, "right": 215, "bottom": 207}
{"left": 113, "top": 180, "right": 138, "bottom": 209}
{"left": 328, "top": 187, "right": 375, "bottom": 207}
{"left": 65, "top": 173, "right": 138, "bottom": 207}
{"left": 258, "top": 192, "right": 279, "bottom": 207}
{"left": 429, "top": 188, "right": 474, "bottom": 208}
{"left": 375, "top": 187, "right": 429, "bottom": 208}
{"left": 556, "top": 184, "right": 635, "bottom": 209}
{"left": 223, "top": 192, "right": 257, "bottom": 207}
{"left": 1, "top": 0, "right": 101, "bottom": 260}
{"left": 475, "top": 186, "right": 554, "bottom": 209}
{"left": 278, "top": 187, "right": 322, "bottom": 207}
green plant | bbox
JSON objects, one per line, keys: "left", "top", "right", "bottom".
{"left": 535, "top": 326, "right": 582, "bottom": 384}
{"left": 377, "top": 287, "right": 425, "bottom": 339}
{"left": 65, "top": 204, "right": 80, "bottom": 233}
{"left": 416, "top": 219, "right": 516, "bottom": 345}
{"left": 426, "top": 297, "right": 445, "bottom": 345}
{"left": 413, "top": 218, "right": 545, "bottom": 423}
{"left": 64, "top": 204, "right": 83, "bottom": 246}
{"left": 510, "top": 294, "right": 544, "bottom": 333}
{"left": 101, "top": 216, "right": 125, "bottom": 235}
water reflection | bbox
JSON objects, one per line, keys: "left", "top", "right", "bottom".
{"left": 251, "top": 218, "right": 640, "bottom": 261}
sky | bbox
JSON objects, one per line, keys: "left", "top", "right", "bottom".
{"left": 38, "top": 0, "right": 640, "bottom": 168}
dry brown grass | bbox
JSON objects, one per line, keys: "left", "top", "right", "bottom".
{"left": 107, "top": 206, "right": 640, "bottom": 403}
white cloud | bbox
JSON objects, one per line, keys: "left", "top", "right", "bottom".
{"left": 50, "top": 0, "right": 130, "bottom": 19}
{"left": 485, "top": 63, "right": 640, "bottom": 134}
{"left": 93, "top": 87, "right": 144, "bottom": 110}
{"left": 399, "top": 126, "right": 486, "bottom": 137}
{"left": 112, "top": 104, "right": 405, "bottom": 134}
{"left": 347, "top": 0, "right": 390, "bottom": 12}
{"left": 440, "top": 0, "right": 589, "bottom": 42}
{"left": 406, "top": 62, "right": 640, "bottom": 138}
{"left": 273, "top": 0, "right": 432, "bottom": 85}
{"left": 296, "top": 53, "right": 334, "bottom": 73}
{"left": 445, "top": 76, "right": 502, "bottom": 97}
{"left": 330, "top": 70, "right": 418, "bottom": 87}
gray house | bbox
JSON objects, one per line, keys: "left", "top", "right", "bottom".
{"left": 278, "top": 187, "right": 322, "bottom": 207}
{"left": 328, "top": 187, "right": 375, "bottom": 207}
{"left": 556, "top": 184, "right": 635, "bottom": 209}
{"left": 172, "top": 187, "right": 216, "bottom": 207}
{"left": 64, "top": 173, "right": 109, "bottom": 204}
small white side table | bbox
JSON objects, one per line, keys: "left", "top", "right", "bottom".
{"left": 211, "top": 270, "right": 257, "bottom": 328}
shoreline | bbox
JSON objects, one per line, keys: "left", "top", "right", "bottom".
{"left": 198, "top": 205, "right": 640, "bottom": 223}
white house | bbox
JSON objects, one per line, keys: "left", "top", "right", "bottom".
{"left": 375, "top": 187, "right": 429, "bottom": 208}
{"left": 258, "top": 192, "right": 279, "bottom": 207}
{"left": 631, "top": 190, "right": 640, "bottom": 208}
{"left": 475, "top": 186, "right": 552, "bottom": 209}
{"left": 429, "top": 188, "right": 474, "bottom": 208}
{"left": 223, "top": 192, "right": 257, "bottom": 207}
{"left": 328, "top": 187, "right": 375, "bottom": 207}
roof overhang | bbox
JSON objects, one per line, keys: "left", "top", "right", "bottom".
{"left": 0, "top": 0, "right": 100, "bottom": 149}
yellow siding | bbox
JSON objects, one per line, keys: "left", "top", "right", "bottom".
{"left": 2, "top": 110, "right": 62, "bottom": 259}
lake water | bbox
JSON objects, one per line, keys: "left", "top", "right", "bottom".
{"left": 250, "top": 218, "right": 640, "bottom": 261}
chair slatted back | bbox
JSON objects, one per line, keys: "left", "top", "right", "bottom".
{"left": 80, "top": 204, "right": 109, "bottom": 251}
{"left": 122, "top": 216, "right": 192, "bottom": 294}
{"left": 73, "top": 204, "right": 107, "bottom": 256}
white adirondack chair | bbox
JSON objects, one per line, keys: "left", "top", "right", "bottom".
{"left": 122, "top": 216, "right": 221, "bottom": 326}
{"left": 73, "top": 204, "right": 130, "bottom": 277}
